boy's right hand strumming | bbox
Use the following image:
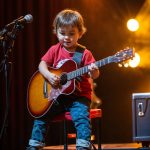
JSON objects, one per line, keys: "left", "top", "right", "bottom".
{"left": 38, "top": 60, "right": 60, "bottom": 88}
{"left": 47, "top": 72, "right": 60, "bottom": 88}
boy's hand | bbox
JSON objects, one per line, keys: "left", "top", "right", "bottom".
{"left": 88, "top": 63, "right": 98, "bottom": 72}
{"left": 47, "top": 73, "right": 60, "bottom": 88}
{"left": 88, "top": 63, "right": 99, "bottom": 79}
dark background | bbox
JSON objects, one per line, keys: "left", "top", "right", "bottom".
{"left": 0, "top": 0, "right": 150, "bottom": 150}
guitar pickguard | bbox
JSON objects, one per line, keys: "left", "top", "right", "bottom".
{"left": 48, "top": 80, "right": 73, "bottom": 101}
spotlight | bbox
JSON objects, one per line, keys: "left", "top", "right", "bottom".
{"left": 118, "top": 52, "right": 140, "bottom": 68}
{"left": 127, "top": 19, "right": 139, "bottom": 32}
{"left": 128, "top": 53, "right": 140, "bottom": 68}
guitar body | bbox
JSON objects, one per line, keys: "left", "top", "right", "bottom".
{"left": 27, "top": 59, "right": 77, "bottom": 118}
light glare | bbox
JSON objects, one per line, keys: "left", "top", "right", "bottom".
{"left": 128, "top": 53, "right": 140, "bottom": 68}
{"left": 127, "top": 19, "right": 139, "bottom": 32}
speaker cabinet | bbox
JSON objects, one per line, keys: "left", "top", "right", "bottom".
{"left": 132, "top": 93, "right": 150, "bottom": 147}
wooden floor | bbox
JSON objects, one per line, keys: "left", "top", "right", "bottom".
{"left": 43, "top": 143, "right": 149, "bottom": 150}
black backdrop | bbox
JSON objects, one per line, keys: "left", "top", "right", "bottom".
{"left": 0, "top": 0, "right": 148, "bottom": 150}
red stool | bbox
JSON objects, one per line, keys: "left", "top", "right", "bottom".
{"left": 52, "top": 109, "right": 102, "bottom": 150}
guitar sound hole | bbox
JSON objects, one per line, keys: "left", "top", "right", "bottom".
{"left": 60, "top": 73, "right": 67, "bottom": 85}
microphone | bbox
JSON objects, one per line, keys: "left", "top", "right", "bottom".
{"left": 0, "top": 14, "right": 33, "bottom": 36}
{"left": 6, "top": 14, "right": 33, "bottom": 28}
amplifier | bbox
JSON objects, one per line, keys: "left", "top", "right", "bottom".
{"left": 132, "top": 93, "right": 150, "bottom": 147}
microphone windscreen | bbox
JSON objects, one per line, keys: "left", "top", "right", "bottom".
{"left": 24, "top": 14, "right": 33, "bottom": 23}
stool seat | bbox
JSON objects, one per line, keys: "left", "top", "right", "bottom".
{"left": 52, "top": 109, "right": 102, "bottom": 122}
{"left": 50, "top": 108, "right": 102, "bottom": 150}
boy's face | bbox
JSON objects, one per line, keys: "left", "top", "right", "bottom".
{"left": 56, "top": 25, "right": 82, "bottom": 51}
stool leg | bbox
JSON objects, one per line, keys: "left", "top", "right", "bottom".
{"left": 97, "top": 117, "right": 102, "bottom": 150}
{"left": 64, "top": 120, "right": 68, "bottom": 150}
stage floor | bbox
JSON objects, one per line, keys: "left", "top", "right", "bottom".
{"left": 43, "top": 143, "right": 148, "bottom": 150}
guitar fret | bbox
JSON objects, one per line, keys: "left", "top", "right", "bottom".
{"left": 108, "top": 57, "right": 111, "bottom": 63}
{"left": 101, "top": 58, "right": 107, "bottom": 65}
{"left": 67, "top": 66, "right": 88, "bottom": 80}
{"left": 76, "top": 70, "right": 79, "bottom": 76}
{"left": 71, "top": 72, "right": 74, "bottom": 79}
{"left": 75, "top": 71, "right": 78, "bottom": 77}
{"left": 96, "top": 56, "right": 111, "bottom": 68}
{"left": 81, "top": 67, "right": 85, "bottom": 75}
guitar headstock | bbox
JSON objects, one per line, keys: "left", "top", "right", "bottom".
{"left": 112, "top": 48, "right": 135, "bottom": 63}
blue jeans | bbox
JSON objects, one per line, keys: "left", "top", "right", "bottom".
{"left": 28, "top": 95, "right": 91, "bottom": 149}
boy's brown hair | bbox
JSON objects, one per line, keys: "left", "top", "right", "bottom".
{"left": 53, "top": 9, "right": 86, "bottom": 34}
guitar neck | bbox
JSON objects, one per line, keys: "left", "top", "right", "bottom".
{"left": 67, "top": 56, "right": 113, "bottom": 80}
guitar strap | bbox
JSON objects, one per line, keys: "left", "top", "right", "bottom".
{"left": 72, "top": 44, "right": 86, "bottom": 67}
{"left": 72, "top": 44, "right": 86, "bottom": 82}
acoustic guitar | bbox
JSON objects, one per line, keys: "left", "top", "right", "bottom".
{"left": 27, "top": 48, "right": 134, "bottom": 118}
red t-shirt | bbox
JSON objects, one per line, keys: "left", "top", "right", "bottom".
{"left": 41, "top": 43, "right": 96, "bottom": 100}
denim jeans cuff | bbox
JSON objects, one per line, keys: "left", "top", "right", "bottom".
{"left": 76, "top": 139, "right": 91, "bottom": 148}
{"left": 29, "top": 139, "right": 45, "bottom": 148}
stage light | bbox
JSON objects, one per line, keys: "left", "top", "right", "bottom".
{"left": 118, "top": 62, "right": 129, "bottom": 68}
{"left": 118, "top": 52, "right": 140, "bottom": 68}
{"left": 128, "top": 52, "right": 140, "bottom": 68}
{"left": 127, "top": 19, "right": 139, "bottom": 32}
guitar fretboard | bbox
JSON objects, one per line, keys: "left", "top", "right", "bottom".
{"left": 67, "top": 56, "right": 113, "bottom": 80}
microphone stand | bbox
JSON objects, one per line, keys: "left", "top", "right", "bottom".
{"left": 0, "top": 22, "right": 24, "bottom": 148}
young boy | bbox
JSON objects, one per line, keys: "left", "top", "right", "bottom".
{"left": 27, "top": 9, "right": 100, "bottom": 150}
